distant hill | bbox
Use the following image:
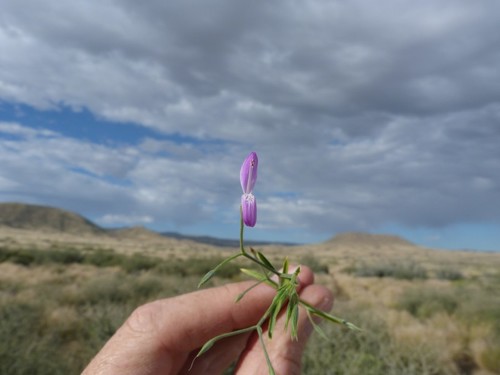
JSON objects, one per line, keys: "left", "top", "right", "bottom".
{"left": 0, "top": 203, "right": 414, "bottom": 250}
{"left": 0, "top": 202, "right": 295, "bottom": 246}
{"left": 161, "top": 231, "right": 297, "bottom": 248}
{"left": 0, "top": 202, "right": 104, "bottom": 235}
{"left": 327, "top": 232, "right": 414, "bottom": 248}
{"left": 110, "top": 226, "right": 171, "bottom": 241}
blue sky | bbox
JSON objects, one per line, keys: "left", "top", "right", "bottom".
{"left": 1, "top": 0, "right": 500, "bottom": 251}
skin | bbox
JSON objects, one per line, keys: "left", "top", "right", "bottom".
{"left": 82, "top": 266, "right": 333, "bottom": 375}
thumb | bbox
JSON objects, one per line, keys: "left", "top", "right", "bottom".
{"left": 235, "top": 284, "right": 333, "bottom": 375}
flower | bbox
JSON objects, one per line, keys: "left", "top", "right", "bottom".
{"left": 240, "top": 152, "right": 258, "bottom": 227}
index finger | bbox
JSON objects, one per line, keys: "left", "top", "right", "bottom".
{"left": 82, "top": 267, "right": 315, "bottom": 375}
{"left": 135, "top": 265, "right": 315, "bottom": 351}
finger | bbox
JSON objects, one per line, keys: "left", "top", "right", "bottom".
{"left": 183, "top": 266, "right": 317, "bottom": 375}
{"left": 235, "top": 283, "right": 333, "bottom": 375}
{"left": 83, "top": 280, "right": 276, "bottom": 375}
{"left": 179, "top": 329, "right": 252, "bottom": 375}
{"left": 83, "top": 267, "right": 316, "bottom": 375}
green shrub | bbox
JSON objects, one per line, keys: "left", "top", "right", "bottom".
{"left": 131, "top": 276, "right": 166, "bottom": 298}
{"left": 84, "top": 249, "right": 123, "bottom": 267}
{"left": 45, "top": 248, "right": 85, "bottom": 264}
{"left": 155, "top": 256, "right": 241, "bottom": 279}
{"left": 435, "top": 268, "right": 464, "bottom": 281}
{"left": 397, "top": 288, "right": 460, "bottom": 319}
{"left": 299, "top": 254, "right": 329, "bottom": 274}
{"left": 0, "top": 247, "right": 85, "bottom": 266}
{"left": 122, "top": 253, "right": 159, "bottom": 273}
{"left": 481, "top": 346, "right": 500, "bottom": 373}
{"left": 303, "top": 303, "right": 446, "bottom": 374}
{"left": 80, "top": 275, "right": 133, "bottom": 305}
{"left": 350, "top": 261, "right": 427, "bottom": 280}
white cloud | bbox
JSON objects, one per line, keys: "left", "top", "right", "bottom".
{"left": 0, "top": 1, "right": 500, "bottom": 241}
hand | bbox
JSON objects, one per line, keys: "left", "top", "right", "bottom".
{"left": 82, "top": 266, "right": 333, "bottom": 375}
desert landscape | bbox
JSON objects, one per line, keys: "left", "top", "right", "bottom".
{"left": 1, "top": 203, "right": 499, "bottom": 374}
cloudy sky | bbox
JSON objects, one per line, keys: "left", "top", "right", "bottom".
{"left": 1, "top": 1, "right": 499, "bottom": 250}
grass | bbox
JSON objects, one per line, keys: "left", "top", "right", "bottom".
{"left": 303, "top": 302, "right": 449, "bottom": 375}
{"left": 0, "top": 246, "right": 241, "bottom": 278}
{"left": 0, "top": 263, "right": 198, "bottom": 375}
{"left": 397, "top": 288, "right": 460, "bottom": 319}
{"left": 1, "top": 238, "right": 500, "bottom": 374}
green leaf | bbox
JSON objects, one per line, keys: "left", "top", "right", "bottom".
{"left": 195, "top": 337, "right": 217, "bottom": 358}
{"left": 235, "top": 280, "right": 264, "bottom": 302}
{"left": 305, "top": 304, "right": 362, "bottom": 331}
{"left": 197, "top": 253, "right": 242, "bottom": 288}
{"left": 284, "top": 292, "right": 300, "bottom": 340}
{"left": 268, "top": 287, "right": 288, "bottom": 339}
{"left": 195, "top": 325, "right": 257, "bottom": 359}
{"left": 257, "top": 326, "right": 276, "bottom": 375}
{"left": 240, "top": 268, "right": 268, "bottom": 281}
{"left": 197, "top": 269, "right": 216, "bottom": 288}
{"left": 290, "top": 303, "right": 299, "bottom": 340}
{"left": 256, "top": 251, "right": 276, "bottom": 272}
{"left": 306, "top": 309, "right": 329, "bottom": 341}
{"left": 282, "top": 257, "right": 289, "bottom": 274}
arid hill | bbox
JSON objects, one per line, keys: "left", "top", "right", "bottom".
{"left": 327, "top": 232, "right": 414, "bottom": 248}
{"left": 0, "top": 202, "right": 104, "bottom": 235}
{"left": 0, "top": 202, "right": 297, "bottom": 248}
{"left": 109, "top": 226, "right": 171, "bottom": 242}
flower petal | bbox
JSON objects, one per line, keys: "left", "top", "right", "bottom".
{"left": 240, "top": 152, "right": 258, "bottom": 194}
{"left": 241, "top": 193, "right": 257, "bottom": 227}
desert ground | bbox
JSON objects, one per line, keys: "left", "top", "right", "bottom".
{"left": 1, "top": 225, "right": 499, "bottom": 374}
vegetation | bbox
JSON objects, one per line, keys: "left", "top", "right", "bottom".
{"left": 0, "top": 246, "right": 241, "bottom": 278}
{"left": 345, "top": 260, "right": 428, "bottom": 280}
{"left": 1, "top": 230, "right": 500, "bottom": 374}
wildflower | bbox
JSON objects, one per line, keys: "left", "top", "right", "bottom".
{"left": 240, "top": 152, "right": 258, "bottom": 227}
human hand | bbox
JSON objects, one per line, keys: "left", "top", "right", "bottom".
{"left": 82, "top": 266, "right": 333, "bottom": 375}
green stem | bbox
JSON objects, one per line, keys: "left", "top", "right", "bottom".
{"left": 240, "top": 206, "right": 288, "bottom": 278}
{"left": 239, "top": 207, "right": 246, "bottom": 255}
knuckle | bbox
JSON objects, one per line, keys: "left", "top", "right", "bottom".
{"left": 125, "top": 300, "right": 162, "bottom": 335}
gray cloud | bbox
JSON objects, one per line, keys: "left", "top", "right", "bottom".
{"left": 1, "top": 1, "right": 500, "bottom": 239}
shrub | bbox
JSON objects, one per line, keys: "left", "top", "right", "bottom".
{"left": 155, "top": 256, "right": 241, "bottom": 279}
{"left": 481, "top": 346, "right": 500, "bottom": 373}
{"left": 122, "top": 254, "right": 159, "bottom": 273}
{"left": 45, "top": 248, "right": 85, "bottom": 264}
{"left": 299, "top": 254, "right": 329, "bottom": 274}
{"left": 435, "top": 268, "right": 464, "bottom": 281}
{"left": 397, "top": 288, "right": 460, "bottom": 319}
{"left": 84, "top": 249, "right": 122, "bottom": 268}
{"left": 302, "top": 302, "right": 446, "bottom": 374}
{"left": 349, "top": 261, "right": 427, "bottom": 280}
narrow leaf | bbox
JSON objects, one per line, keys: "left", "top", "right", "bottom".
{"left": 195, "top": 337, "right": 217, "bottom": 358}
{"left": 306, "top": 305, "right": 362, "bottom": 331}
{"left": 257, "top": 326, "right": 276, "bottom": 375}
{"left": 235, "top": 280, "right": 264, "bottom": 302}
{"left": 195, "top": 325, "right": 257, "bottom": 359}
{"left": 240, "top": 268, "right": 268, "bottom": 281}
{"left": 282, "top": 257, "right": 289, "bottom": 274}
{"left": 198, "top": 253, "right": 242, "bottom": 288}
{"left": 306, "top": 310, "right": 329, "bottom": 341}
{"left": 197, "top": 269, "right": 216, "bottom": 288}
{"left": 256, "top": 251, "right": 276, "bottom": 272}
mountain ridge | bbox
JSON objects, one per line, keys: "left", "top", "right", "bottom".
{"left": 0, "top": 202, "right": 297, "bottom": 246}
{"left": 0, "top": 202, "right": 104, "bottom": 235}
{"left": 0, "top": 202, "right": 414, "bottom": 248}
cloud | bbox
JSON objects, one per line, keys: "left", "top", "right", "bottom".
{"left": 0, "top": 1, "right": 500, "bottom": 241}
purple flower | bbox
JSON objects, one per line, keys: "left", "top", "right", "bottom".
{"left": 240, "top": 152, "right": 258, "bottom": 227}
